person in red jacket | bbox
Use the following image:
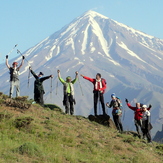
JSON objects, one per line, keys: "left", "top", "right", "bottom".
{"left": 125, "top": 99, "right": 152, "bottom": 138}
{"left": 80, "top": 73, "right": 106, "bottom": 116}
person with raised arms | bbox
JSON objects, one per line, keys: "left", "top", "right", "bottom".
{"left": 57, "top": 70, "right": 78, "bottom": 115}
{"left": 125, "top": 99, "right": 152, "bottom": 138}
{"left": 29, "top": 67, "right": 53, "bottom": 106}
{"left": 5, "top": 55, "right": 25, "bottom": 98}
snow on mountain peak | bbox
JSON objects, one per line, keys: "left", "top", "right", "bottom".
{"left": 82, "top": 10, "right": 109, "bottom": 19}
{"left": 112, "top": 19, "right": 155, "bottom": 39}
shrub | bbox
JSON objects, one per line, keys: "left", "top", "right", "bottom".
{"left": 0, "top": 112, "right": 12, "bottom": 121}
{"left": 14, "top": 117, "right": 34, "bottom": 129}
{"left": 14, "top": 142, "right": 42, "bottom": 157}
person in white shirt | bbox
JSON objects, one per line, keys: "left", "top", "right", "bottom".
{"left": 141, "top": 105, "right": 152, "bottom": 143}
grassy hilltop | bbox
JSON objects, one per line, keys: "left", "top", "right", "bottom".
{"left": 0, "top": 93, "right": 162, "bottom": 163}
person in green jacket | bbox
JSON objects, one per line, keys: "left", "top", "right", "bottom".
{"left": 29, "top": 67, "right": 53, "bottom": 106}
{"left": 57, "top": 70, "right": 78, "bottom": 115}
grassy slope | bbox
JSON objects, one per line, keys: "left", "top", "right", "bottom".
{"left": 0, "top": 97, "right": 162, "bottom": 163}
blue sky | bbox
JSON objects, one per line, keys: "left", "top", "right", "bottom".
{"left": 0, "top": 0, "right": 163, "bottom": 63}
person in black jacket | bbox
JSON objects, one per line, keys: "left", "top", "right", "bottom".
{"left": 29, "top": 67, "right": 53, "bottom": 106}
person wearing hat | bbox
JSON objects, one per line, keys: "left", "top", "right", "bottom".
{"left": 106, "top": 93, "right": 123, "bottom": 132}
{"left": 57, "top": 70, "right": 78, "bottom": 115}
{"left": 141, "top": 105, "right": 152, "bottom": 143}
{"left": 80, "top": 73, "right": 107, "bottom": 116}
{"left": 5, "top": 55, "right": 25, "bottom": 98}
{"left": 29, "top": 67, "right": 53, "bottom": 106}
{"left": 125, "top": 99, "right": 152, "bottom": 138}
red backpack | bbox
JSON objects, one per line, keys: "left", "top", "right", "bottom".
{"left": 101, "top": 78, "right": 107, "bottom": 93}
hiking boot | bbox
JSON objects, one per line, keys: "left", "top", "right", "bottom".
{"left": 147, "top": 141, "right": 153, "bottom": 146}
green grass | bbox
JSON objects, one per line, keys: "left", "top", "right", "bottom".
{"left": 0, "top": 94, "right": 162, "bottom": 163}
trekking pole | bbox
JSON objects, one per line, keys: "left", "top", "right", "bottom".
{"left": 123, "top": 106, "right": 126, "bottom": 121}
{"left": 28, "top": 68, "right": 30, "bottom": 88}
{"left": 7, "top": 44, "right": 18, "bottom": 56}
{"left": 17, "top": 49, "right": 30, "bottom": 64}
{"left": 56, "top": 78, "right": 58, "bottom": 95}
{"left": 50, "top": 77, "right": 53, "bottom": 99}
{"left": 17, "top": 49, "right": 31, "bottom": 88}
{"left": 78, "top": 76, "right": 84, "bottom": 96}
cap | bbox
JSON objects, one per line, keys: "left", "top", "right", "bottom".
{"left": 39, "top": 72, "right": 44, "bottom": 76}
{"left": 66, "top": 76, "right": 71, "bottom": 80}
{"left": 111, "top": 93, "right": 116, "bottom": 98}
{"left": 142, "top": 105, "right": 147, "bottom": 108}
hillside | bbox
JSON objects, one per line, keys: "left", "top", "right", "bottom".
{"left": 0, "top": 93, "right": 163, "bottom": 163}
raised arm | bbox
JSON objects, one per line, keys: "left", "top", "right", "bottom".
{"left": 72, "top": 71, "right": 78, "bottom": 84}
{"left": 57, "top": 70, "right": 61, "bottom": 78}
{"left": 5, "top": 55, "right": 10, "bottom": 69}
{"left": 147, "top": 104, "right": 152, "bottom": 111}
{"left": 40, "top": 75, "right": 53, "bottom": 82}
{"left": 17, "top": 56, "right": 25, "bottom": 70}
{"left": 29, "top": 67, "right": 38, "bottom": 79}
{"left": 57, "top": 70, "right": 66, "bottom": 84}
{"left": 80, "top": 74, "right": 94, "bottom": 83}
{"left": 126, "top": 102, "right": 136, "bottom": 111}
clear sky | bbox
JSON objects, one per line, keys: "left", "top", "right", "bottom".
{"left": 0, "top": 0, "right": 163, "bottom": 63}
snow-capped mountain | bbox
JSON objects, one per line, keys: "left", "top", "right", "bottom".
{"left": 1, "top": 10, "right": 163, "bottom": 136}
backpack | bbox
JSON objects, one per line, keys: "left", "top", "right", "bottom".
{"left": 101, "top": 78, "right": 107, "bottom": 93}
{"left": 112, "top": 98, "right": 123, "bottom": 116}
{"left": 116, "top": 97, "right": 123, "bottom": 108}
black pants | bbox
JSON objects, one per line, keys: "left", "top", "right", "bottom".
{"left": 135, "top": 119, "right": 143, "bottom": 138}
{"left": 94, "top": 91, "right": 106, "bottom": 116}
{"left": 142, "top": 120, "right": 152, "bottom": 142}
{"left": 34, "top": 91, "right": 44, "bottom": 106}
{"left": 63, "top": 95, "right": 74, "bottom": 115}
{"left": 113, "top": 114, "right": 123, "bottom": 132}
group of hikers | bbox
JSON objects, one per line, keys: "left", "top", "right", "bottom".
{"left": 4, "top": 55, "right": 153, "bottom": 143}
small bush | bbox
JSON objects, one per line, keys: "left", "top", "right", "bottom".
{"left": 44, "top": 104, "right": 62, "bottom": 112}
{"left": 156, "top": 144, "right": 163, "bottom": 155}
{"left": 123, "top": 137, "right": 136, "bottom": 143}
{"left": 14, "top": 142, "right": 42, "bottom": 157}
{"left": 4, "top": 97, "right": 31, "bottom": 109}
{"left": 14, "top": 96, "right": 29, "bottom": 101}
{"left": 14, "top": 117, "right": 34, "bottom": 129}
{"left": 0, "top": 98, "right": 4, "bottom": 104}
{"left": 0, "top": 112, "right": 12, "bottom": 121}
{"left": 156, "top": 144, "right": 163, "bottom": 150}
